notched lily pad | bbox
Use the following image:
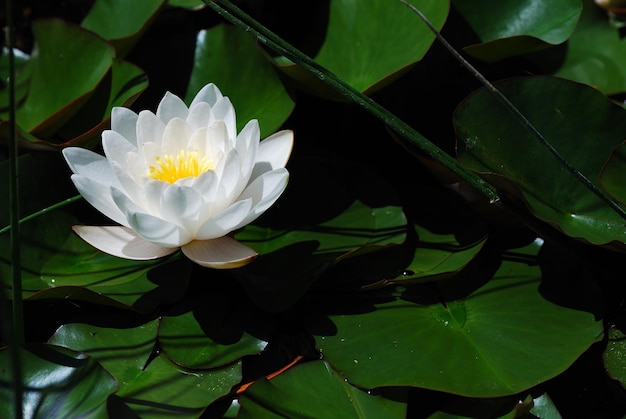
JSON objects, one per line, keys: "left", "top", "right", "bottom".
{"left": 313, "top": 242, "right": 603, "bottom": 397}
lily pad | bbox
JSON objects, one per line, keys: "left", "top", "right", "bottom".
{"left": 238, "top": 360, "right": 407, "bottom": 418}
{"left": 81, "top": 0, "right": 167, "bottom": 56}
{"left": 313, "top": 242, "right": 603, "bottom": 397}
{"left": 601, "top": 140, "right": 626, "bottom": 205}
{"left": 159, "top": 310, "right": 268, "bottom": 369}
{"left": 392, "top": 224, "right": 487, "bottom": 284}
{"left": 0, "top": 207, "right": 189, "bottom": 312}
{"left": 454, "top": 0, "right": 581, "bottom": 62}
{"left": 186, "top": 24, "right": 295, "bottom": 139}
{"left": 49, "top": 321, "right": 242, "bottom": 418}
{"left": 275, "top": 0, "right": 450, "bottom": 96}
{"left": 51, "top": 58, "right": 149, "bottom": 148}
{"left": 0, "top": 344, "right": 116, "bottom": 418}
{"left": 455, "top": 76, "right": 626, "bottom": 246}
{"left": 553, "top": 0, "right": 626, "bottom": 95}
{"left": 12, "top": 19, "right": 115, "bottom": 137}
{"left": 603, "top": 326, "right": 626, "bottom": 388}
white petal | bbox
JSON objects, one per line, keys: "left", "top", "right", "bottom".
{"left": 190, "top": 83, "right": 222, "bottom": 108}
{"left": 218, "top": 149, "right": 243, "bottom": 203}
{"left": 111, "top": 186, "right": 146, "bottom": 216}
{"left": 128, "top": 211, "right": 192, "bottom": 248}
{"left": 207, "top": 120, "right": 230, "bottom": 160}
{"left": 235, "top": 168, "right": 289, "bottom": 228}
{"left": 161, "top": 117, "right": 190, "bottom": 155}
{"left": 188, "top": 170, "right": 219, "bottom": 212}
{"left": 70, "top": 175, "right": 129, "bottom": 227}
{"left": 62, "top": 147, "right": 117, "bottom": 185}
{"left": 195, "top": 198, "right": 252, "bottom": 240}
{"left": 111, "top": 107, "right": 138, "bottom": 147}
{"left": 136, "top": 110, "right": 165, "bottom": 148}
{"left": 236, "top": 119, "right": 260, "bottom": 182}
{"left": 102, "top": 130, "right": 137, "bottom": 174}
{"left": 186, "top": 101, "right": 212, "bottom": 131}
{"left": 156, "top": 91, "right": 189, "bottom": 123}
{"left": 143, "top": 180, "right": 167, "bottom": 216}
{"left": 250, "top": 130, "right": 294, "bottom": 181}
{"left": 212, "top": 97, "right": 236, "bottom": 140}
{"left": 181, "top": 236, "right": 257, "bottom": 269}
{"left": 73, "top": 225, "right": 177, "bottom": 260}
{"left": 159, "top": 184, "right": 203, "bottom": 231}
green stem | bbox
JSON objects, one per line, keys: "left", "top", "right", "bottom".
{"left": 0, "top": 195, "right": 82, "bottom": 236}
{"left": 205, "top": 0, "right": 503, "bottom": 207}
{"left": 398, "top": 0, "right": 626, "bottom": 223}
{"left": 4, "top": 0, "right": 24, "bottom": 416}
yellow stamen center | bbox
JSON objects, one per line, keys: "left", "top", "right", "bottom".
{"left": 148, "top": 150, "right": 214, "bottom": 184}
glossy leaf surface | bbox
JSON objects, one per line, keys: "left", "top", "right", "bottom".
{"left": 601, "top": 141, "right": 626, "bottom": 205}
{"left": 454, "top": 0, "right": 581, "bottom": 62}
{"left": 186, "top": 24, "right": 294, "bottom": 138}
{"left": 553, "top": 0, "right": 626, "bottom": 95}
{"left": 14, "top": 19, "right": 114, "bottom": 136}
{"left": 314, "top": 243, "right": 603, "bottom": 396}
{"left": 49, "top": 321, "right": 242, "bottom": 418}
{"left": 276, "top": 0, "right": 449, "bottom": 95}
{"left": 238, "top": 360, "right": 407, "bottom": 418}
{"left": 455, "top": 76, "right": 626, "bottom": 246}
{"left": 82, "top": 0, "right": 166, "bottom": 56}
{"left": 0, "top": 345, "right": 116, "bottom": 418}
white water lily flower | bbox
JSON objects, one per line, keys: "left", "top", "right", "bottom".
{"left": 62, "top": 83, "right": 293, "bottom": 269}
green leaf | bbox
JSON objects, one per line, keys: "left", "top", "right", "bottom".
{"left": 278, "top": 0, "right": 450, "bottom": 95}
{"left": 159, "top": 310, "right": 268, "bottom": 369}
{"left": 53, "top": 58, "right": 148, "bottom": 148}
{"left": 13, "top": 19, "right": 115, "bottom": 136}
{"left": 168, "top": 0, "right": 205, "bottom": 8}
{"left": 553, "top": 0, "right": 626, "bottom": 95}
{"left": 0, "top": 47, "right": 29, "bottom": 113}
{"left": 530, "top": 393, "right": 563, "bottom": 419}
{"left": 602, "top": 326, "right": 626, "bottom": 388}
{"left": 238, "top": 360, "right": 407, "bottom": 418}
{"left": 49, "top": 322, "right": 242, "bottom": 418}
{"left": 601, "top": 140, "right": 626, "bottom": 205}
{"left": 455, "top": 76, "right": 626, "bottom": 246}
{"left": 0, "top": 208, "right": 188, "bottom": 312}
{"left": 186, "top": 24, "right": 295, "bottom": 138}
{"left": 81, "top": 0, "right": 167, "bottom": 56}
{"left": 237, "top": 201, "right": 407, "bottom": 257}
{"left": 0, "top": 344, "right": 116, "bottom": 418}
{"left": 313, "top": 242, "right": 603, "bottom": 397}
{"left": 394, "top": 224, "right": 487, "bottom": 283}
{"left": 454, "top": 0, "right": 581, "bottom": 62}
